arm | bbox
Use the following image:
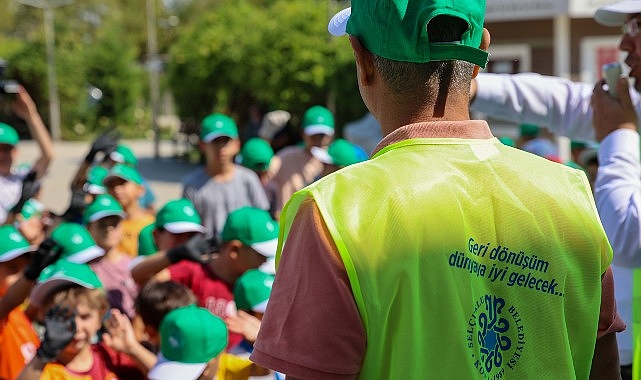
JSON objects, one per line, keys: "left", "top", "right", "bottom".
{"left": 102, "top": 309, "right": 157, "bottom": 372}
{"left": 12, "top": 86, "right": 54, "bottom": 180}
{"left": 592, "top": 77, "right": 641, "bottom": 267}
{"left": 251, "top": 199, "right": 364, "bottom": 379}
{"left": 129, "top": 252, "right": 171, "bottom": 286}
{"left": 470, "top": 72, "right": 641, "bottom": 142}
{"left": 590, "top": 267, "right": 624, "bottom": 378}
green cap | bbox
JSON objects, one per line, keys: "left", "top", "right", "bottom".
{"left": 51, "top": 222, "right": 104, "bottom": 264}
{"left": 200, "top": 113, "right": 239, "bottom": 143}
{"left": 155, "top": 198, "right": 205, "bottom": 234}
{"left": 311, "top": 138, "right": 367, "bottom": 167}
{"left": 497, "top": 136, "right": 516, "bottom": 147}
{"left": 0, "top": 123, "right": 18, "bottom": 146}
{"left": 20, "top": 198, "right": 45, "bottom": 221}
{"left": 238, "top": 138, "right": 274, "bottom": 172}
{"left": 221, "top": 207, "right": 279, "bottom": 258}
{"left": 84, "top": 166, "right": 109, "bottom": 195}
{"left": 0, "top": 225, "right": 33, "bottom": 262}
{"left": 29, "top": 260, "right": 103, "bottom": 307}
{"left": 328, "top": 0, "right": 488, "bottom": 67}
{"left": 137, "top": 223, "right": 158, "bottom": 256}
{"left": 233, "top": 269, "right": 274, "bottom": 313}
{"left": 83, "top": 194, "right": 126, "bottom": 225}
{"left": 148, "top": 305, "right": 228, "bottom": 380}
{"left": 519, "top": 124, "right": 540, "bottom": 137}
{"left": 104, "top": 164, "right": 143, "bottom": 186}
{"left": 110, "top": 144, "right": 138, "bottom": 167}
{"left": 302, "top": 105, "right": 335, "bottom": 136}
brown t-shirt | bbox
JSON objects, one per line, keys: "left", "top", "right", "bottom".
{"left": 251, "top": 121, "right": 625, "bottom": 379}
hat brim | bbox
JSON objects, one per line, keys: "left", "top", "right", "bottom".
{"left": 259, "top": 258, "right": 276, "bottom": 275}
{"left": 328, "top": 7, "right": 351, "bottom": 36}
{"left": 202, "top": 132, "right": 236, "bottom": 143}
{"left": 147, "top": 354, "right": 207, "bottom": 380}
{"left": 310, "top": 146, "right": 334, "bottom": 165}
{"left": 104, "top": 174, "right": 141, "bottom": 186}
{"left": 304, "top": 125, "right": 335, "bottom": 136}
{"left": 0, "top": 246, "right": 34, "bottom": 263}
{"left": 163, "top": 222, "right": 206, "bottom": 234}
{"left": 30, "top": 275, "right": 101, "bottom": 307}
{"left": 65, "top": 246, "right": 105, "bottom": 264}
{"left": 83, "top": 183, "right": 107, "bottom": 195}
{"left": 109, "top": 151, "right": 125, "bottom": 163}
{"left": 251, "top": 238, "right": 278, "bottom": 258}
{"left": 87, "top": 210, "right": 126, "bottom": 224}
{"left": 595, "top": 1, "right": 641, "bottom": 26}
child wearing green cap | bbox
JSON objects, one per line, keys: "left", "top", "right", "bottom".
{"left": 0, "top": 226, "right": 64, "bottom": 380}
{"left": 182, "top": 113, "right": 270, "bottom": 239}
{"left": 310, "top": 138, "right": 368, "bottom": 178}
{"left": 0, "top": 86, "right": 54, "bottom": 225}
{"left": 84, "top": 194, "right": 139, "bottom": 319}
{"left": 131, "top": 206, "right": 279, "bottom": 350}
{"left": 103, "top": 164, "right": 155, "bottom": 258}
{"left": 18, "top": 260, "right": 155, "bottom": 380}
{"left": 267, "top": 105, "right": 335, "bottom": 220}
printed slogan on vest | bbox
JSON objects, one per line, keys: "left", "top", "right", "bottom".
{"left": 448, "top": 237, "right": 563, "bottom": 297}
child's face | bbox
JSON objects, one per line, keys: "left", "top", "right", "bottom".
{"left": 107, "top": 179, "right": 143, "bottom": 209}
{"left": 58, "top": 299, "right": 103, "bottom": 355}
{"left": 88, "top": 215, "right": 123, "bottom": 250}
{"left": 0, "top": 255, "right": 30, "bottom": 296}
{"left": 201, "top": 137, "right": 240, "bottom": 166}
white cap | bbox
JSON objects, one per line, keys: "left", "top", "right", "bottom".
{"left": 594, "top": 0, "right": 641, "bottom": 26}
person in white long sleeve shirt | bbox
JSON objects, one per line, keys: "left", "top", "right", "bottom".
{"left": 470, "top": 2, "right": 641, "bottom": 376}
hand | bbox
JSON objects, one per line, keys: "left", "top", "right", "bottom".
{"left": 10, "top": 86, "right": 38, "bottom": 122}
{"left": 61, "top": 189, "right": 87, "bottom": 222}
{"left": 591, "top": 77, "right": 638, "bottom": 141}
{"left": 37, "top": 306, "right": 76, "bottom": 362}
{"left": 226, "top": 310, "right": 261, "bottom": 343}
{"left": 9, "top": 170, "right": 40, "bottom": 215}
{"left": 102, "top": 309, "right": 138, "bottom": 355}
{"left": 24, "top": 238, "right": 62, "bottom": 281}
{"left": 85, "top": 128, "right": 121, "bottom": 163}
{"left": 166, "top": 234, "right": 213, "bottom": 264}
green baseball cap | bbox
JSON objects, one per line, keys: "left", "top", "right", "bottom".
{"left": 302, "top": 105, "right": 335, "bottom": 136}
{"left": 328, "top": 0, "right": 488, "bottom": 68}
{"left": 200, "top": 113, "right": 239, "bottom": 143}
{"left": 0, "top": 225, "right": 33, "bottom": 262}
{"left": 137, "top": 223, "right": 158, "bottom": 256}
{"left": 84, "top": 165, "right": 109, "bottom": 195}
{"left": 148, "top": 305, "right": 228, "bottom": 380}
{"left": 20, "top": 198, "right": 45, "bottom": 221}
{"left": 238, "top": 138, "right": 274, "bottom": 172}
{"left": 29, "top": 260, "right": 103, "bottom": 307}
{"left": 0, "top": 123, "right": 19, "bottom": 146}
{"left": 311, "top": 138, "right": 368, "bottom": 167}
{"left": 83, "top": 194, "right": 126, "bottom": 225}
{"left": 51, "top": 222, "right": 104, "bottom": 264}
{"left": 233, "top": 269, "right": 274, "bottom": 313}
{"left": 497, "top": 136, "right": 516, "bottom": 148}
{"left": 110, "top": 144, "right": 138, "bottom": 167}
{"left": 104, "top": 164, "right": 143, "bottom": 186}
{"left": 221, "top": 207, "right": 279, "bottom": 258}
{"left": 519, "top": 123, "right": 540, "bottom": 137}
{"left": 155, "top": 198, "right": 205, "bottom": 234}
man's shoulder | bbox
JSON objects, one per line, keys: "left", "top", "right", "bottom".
{"left": 276, "top": 145, "right": 305, "bottom": 160}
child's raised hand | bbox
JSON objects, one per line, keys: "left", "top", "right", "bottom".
{"left": 102, "top": 308, "right": 137, "bottom": 354}
{"left": 37, "top": 306, "right": 76, "bottom": 362}
{"left": 225, "top": 310, "right": 261, "bottom": 343}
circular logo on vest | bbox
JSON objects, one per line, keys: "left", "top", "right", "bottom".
{"left": 467, "top": 295, "right": 525, "bottom": 378}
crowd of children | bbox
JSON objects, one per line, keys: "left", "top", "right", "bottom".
{"left": 0, "top": 98, "right": 372, "bottom": 380}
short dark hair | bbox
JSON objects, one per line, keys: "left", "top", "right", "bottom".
{"left": 135, "top": 281, "right": 197, "bottom": 330}
{"left": 373, "top": 15, "right": 474, "bottom": 98}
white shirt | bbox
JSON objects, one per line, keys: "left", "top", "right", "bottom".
{"left": 472, "top": 72, "right": 641, "bottom": 364}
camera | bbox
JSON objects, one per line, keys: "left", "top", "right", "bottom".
{"left": 0, "top": 59, "right": 19, "bottom": 95}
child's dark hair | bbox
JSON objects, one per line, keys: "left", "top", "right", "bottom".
{"left": 134, "top": 281, "right": 197, "bottom": 330}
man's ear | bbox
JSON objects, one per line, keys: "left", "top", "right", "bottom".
{"left": 472, "top": 28, "right": 491, "bottom": 79}
{"left": 227, "top": 240, "right": 243, "bottom": 260}
{"left": 349, "top": 35, "right": 376, "bottom": 87}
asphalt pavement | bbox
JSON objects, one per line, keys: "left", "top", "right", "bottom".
{"left": 15, "top": 139, "right": 200, "bottom": 215}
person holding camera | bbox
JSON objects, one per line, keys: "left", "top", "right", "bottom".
{"left": 0, "top": 85, "right": 54, "bottom": 224}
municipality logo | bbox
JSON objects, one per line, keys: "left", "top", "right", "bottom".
{"left": 467, "top": 295, "right": 525, "bottom": 379}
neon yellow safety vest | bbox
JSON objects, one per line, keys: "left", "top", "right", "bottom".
{"left": 280, "top": 137, "right": 612, "bottom": 379}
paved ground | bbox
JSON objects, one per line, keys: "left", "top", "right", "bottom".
{"left": 15, "top": 139, "right": 200, "bottom": 215}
